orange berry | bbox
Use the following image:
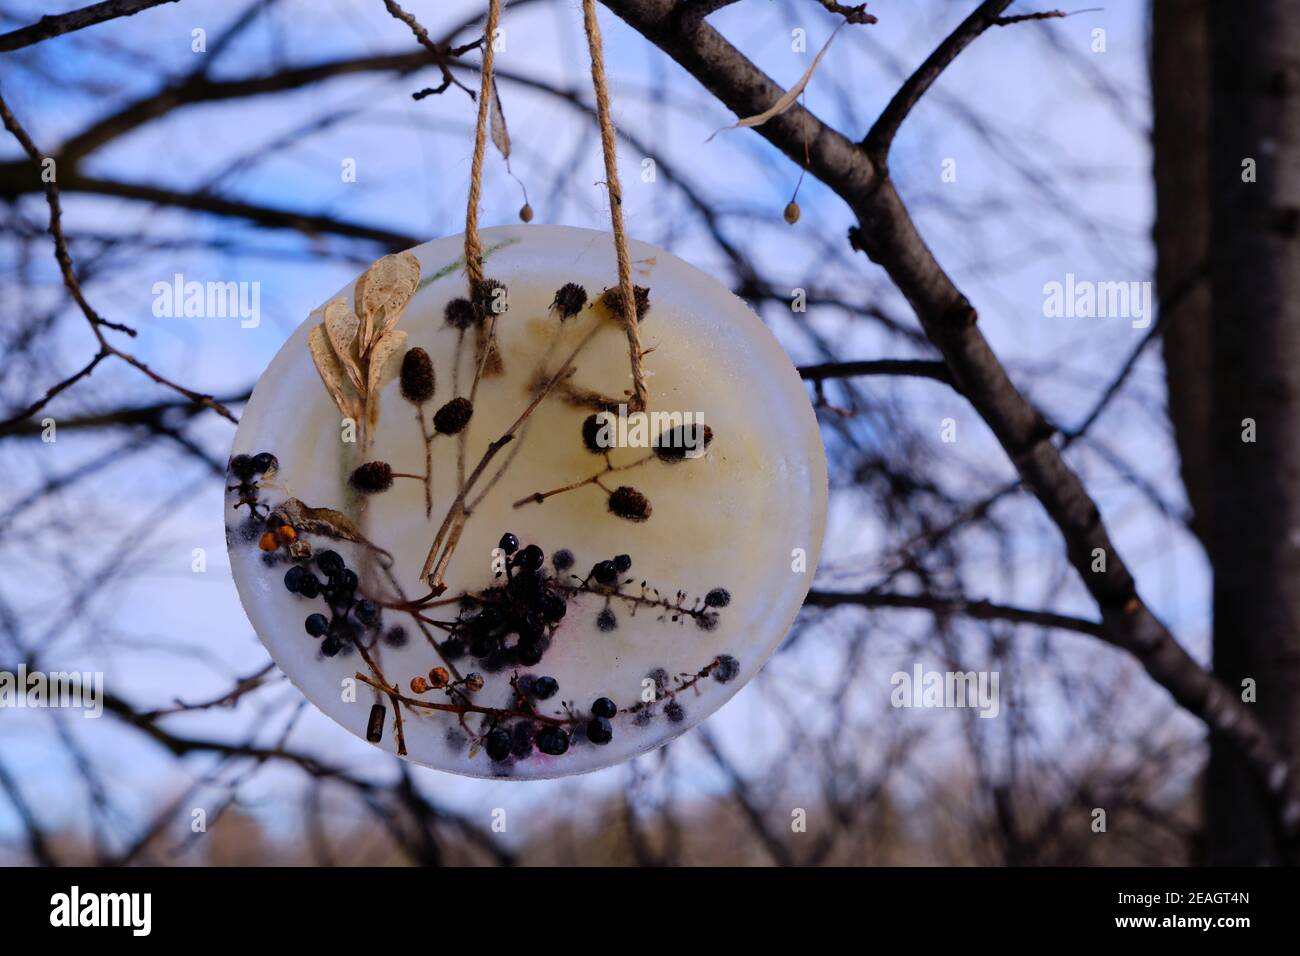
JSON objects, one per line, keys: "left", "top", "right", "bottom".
{"left": 258, "top": 531, "right": 279, "bottom": 552}
{"left": 275, "top": 525, "right": 297, "bottom": 544}
{"left": 429, "top": 667, "right": 450, "bottom": 689}
{"left": 410, "top": 676, "right": 430, "bottom": 694}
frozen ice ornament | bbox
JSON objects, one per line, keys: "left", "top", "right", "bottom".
{"left": 225, "top": 224, "right": 826, "bottom": 778}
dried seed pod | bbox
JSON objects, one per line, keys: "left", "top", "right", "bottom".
{"left": 433, "top": 397, "right": 474, "bottom": 435}
{"left": 608, "top": 485, "right": 652, "bottom": 522}
{"left": 654, "top": 423, "right": 714, "bottom": 462}
{"left": 399, "top": 347, "right": 435, "bottom": 404}
{"left": 784, "top": 200, "right": 801, "bottom": 225}
{"left": 349, "top": 461, "right": 394, "bottom": 494}
{"left": 599, "top": 284, "right": 650, "bottom": 322}
{"left": 464, "top": 672, "right": 484, "bottom": 693}
{"left": 445, "top": 297, "right": 477, "bottom": 330}
{"left": 582, "top": 412, "right": 611, "bottom": 453}
{"left": 366, "top": 703, "right": 386, "bottom": 743}
{"left": 472, "top": 278, "right": 508, "bottom": 319}
{"left": 551, "top": 282, "right": 588, "bottom": 320}
{"left": 410, "top": 676, "right": 430, "bottom": 694}
{"left": 519, "top": 203, "right": 534, "bottom": 223}
{"left": 428, "top": 667, "right": 450, "bottom": 689}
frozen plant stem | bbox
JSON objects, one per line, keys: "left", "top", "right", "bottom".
{"left": 513, "top": 452, "right": 654, "bottom": 509}
{"left": 419, "top": 353, "right": 585, "bottom": 589}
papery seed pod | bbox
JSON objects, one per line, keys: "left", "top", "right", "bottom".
{"left": 399, "top": 347, "right": 435, "bottom": 404}
{"left": 608, "top": 485, "right": 652, "bottom": 522}
{"left": 464, "top": 672, "right": 485, "bottom": 693}
{"left": 519, "top": 203, "right": 534, "bottom": 223}
{"left": 445, "top": 297, "right": 477, "bottom": 329}
{"left": 433, "top": 397, "right": 474, "bottom": 435}
{"left": 349, "top": 461, "right": 394, "bottom": 494}
{"left": 551, "top": 282, "right": 588, "bottom": 320}
{"left": 784, "top": 200, "right": 801, "bottom": 225}
{"left": 366, "top": 703, "right": 386, "bottom": 743}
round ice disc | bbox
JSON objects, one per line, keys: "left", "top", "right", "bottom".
{"left": 226, "top": 224, "right": 827, "bottom": 778}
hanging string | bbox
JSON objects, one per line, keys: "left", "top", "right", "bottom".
{"left": 464, "top": 0, "right": 501, "bottom": 289}
{"left": 581, "top": 0, "right": 648, "bottom": 413}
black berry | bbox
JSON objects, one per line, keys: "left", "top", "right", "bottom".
{"left": 591, "top": 697, "right": 617, "bottom": 719}
{"left": 230, "top": 454, "right": 256, "bottom": 480}
{"left": 316, "top": 550, "right": 344, "bottom": 576}
{"left": 592, "top": 560, "right": 617, "bottom": 585}
{"left": 284, "top": 565, "right": 312, "bottom": 594}
{"left": 498, "top": 532, "right": 519, "bottom": 555}
{"left": 355, "top": 599, "right": 380, "bottom": 626}
{"left": 532, "top": 676, "right": 559, "bottom": 700}
{"left": 552, "top": 549, "right": 575, "bottom": 572}
{"left": 665, "top": 701, "right": 685, "bottom": 722}
{"left": 613, "top": 554, "right": 632, "bottom": 574}
{"left": 536, "top": 725, "right": 569, "bottom": 755}
{"left": 596, "top": 608, "right": 617, "bottom": 632}
{"left": 251, "top": 452, "right": 278, "bottom": 474}
{"left": 321, "top": 635, "right": 342, "bottom": 656}
{"left": 516, "top": 544, "right": 544, "bottom": 571}
{"left": 485, "top": 728, "right": 512, "bottom": 762}
{"left": 586, "top": 717, "right": 613, "bottom": 745}
{"left": 305, "top": 613, "right": 329, "bottom": 637}
{"left": 714, "top": 654, "right": 740, "bottom": 683}
{"left": 582, "top": 413, "right": 610, "bottom": 453}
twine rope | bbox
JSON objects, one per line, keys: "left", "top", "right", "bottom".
{"left": 581, "top": 0, "right": 648, "bottom": 412}
{"left": 464, "top": 0, "right": 501, "bottom": 288}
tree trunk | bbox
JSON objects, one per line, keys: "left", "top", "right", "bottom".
{"left": 1205, "top": 0, "right": 1300, "bottom": 865}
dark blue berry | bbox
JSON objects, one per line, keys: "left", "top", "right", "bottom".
{"left": 355, "top": 599, "right": 380, "bottom": 626}
{"left": 298, "top": 576, "right": 320, "bottom": 599}
{"left": 592, "top": 560, "right": 617, "bottom": 585}
{"left": 230, "top": 454, "right": 256, "bottom": 480}
{"left": 485, "top": 728, "right": 512, "bottom": 762}
{"left": 516, "top": 544, "right": 544, "bottom": 570}
{"left": 539, "top": 592, "right": 567, "bottom": 622}
{"left": 704, "top": 587, "right": 731, "bottom": 608}
{"left": 596, "top": 608, "right": 617, "bottom": 632}
{"left": 511, "top": 722, "right": 535, "bottom": 758}
{"left": 338, "top": 569, "right": 359, "bottom": 594}
{"left": 613, "top": 554, "right": 632, "bottom": 574}
{"left": 532, "top": 676, "right": 559, "bottom": 700}
{"left": 251, "top": 452, "right": 278, "bottom": 474}
{"left": 498, "top": 532, "right": 519, "bottom": 555}
{"left": 586, "top": 717, "right": 613, "bottom": 745}
{"left": 305, "top": 613, "right": 329, "bottom": 637}
{"left": 321, "top": 635, "right": 342, "bottom": 656}
{"left": 517, "top": 641, "right": 543, "bottom": 666}
{"left": 284, "top": 565, "right": 312, "bottom": 594}
{"left": 714, "top": 654, "right": 740, "bottom": 683}
{"left": 316, "top": 550, "right": 344, "bottom": 576}
{"left": 441, "top": 636, "right": 466, "bottom": 659}
{"left": 591, "top": 697, "right": 617, "bottom": 719}
{"left": 384, "top": 626, "right": 408, "bottom": 647}
{"left": 552, "top": 549, "right": 575, "bottom": 572}
{"left": 536, "top": 726, "right": 569, "bottom": 755}
{"left": 665, "top": 701, "right": 685, "bottom": 722}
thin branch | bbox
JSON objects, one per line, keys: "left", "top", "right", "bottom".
{"left": 805, "top": 589, "right": 1106, "bottom": 638}
{"left": 0, "top": 0, "right": 178, "bottom": 53}
{"left": 798, "top": 358, "right": 952, "bottom": 385}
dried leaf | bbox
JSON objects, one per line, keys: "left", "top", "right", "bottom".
{"left": 272, "top": 498, "right": 364, "bottom": 543}
{"left": 489, "top": 79, "right": 510, "bottom": 161}
{"left": 308, "top": 324, "right": 359, "bottom": 420}
{"left": 706, "top": 23, "right": 843, "bottom": 142}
